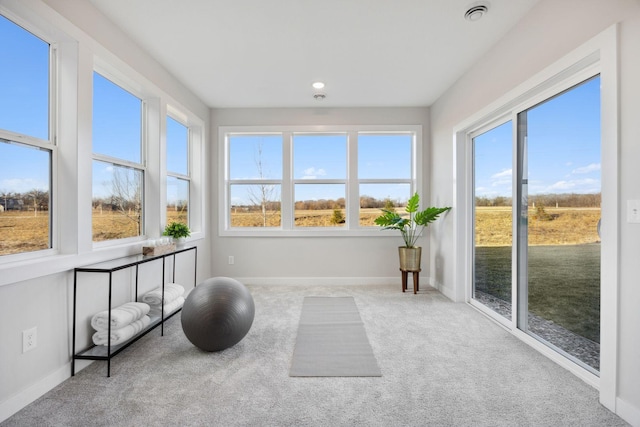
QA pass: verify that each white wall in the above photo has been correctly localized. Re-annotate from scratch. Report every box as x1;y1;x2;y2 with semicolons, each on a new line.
429;0;640;424
0;0;211;421
210;107;431;285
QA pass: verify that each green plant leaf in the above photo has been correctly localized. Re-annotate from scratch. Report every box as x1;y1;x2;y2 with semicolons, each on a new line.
414;206;451;226
405;193;419;213
374;210;403;229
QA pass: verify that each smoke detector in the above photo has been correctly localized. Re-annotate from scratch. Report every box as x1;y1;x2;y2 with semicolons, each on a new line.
465;4;488;22
314;93;326;101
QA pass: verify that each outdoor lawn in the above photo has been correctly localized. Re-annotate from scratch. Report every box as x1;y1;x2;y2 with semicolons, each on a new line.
475;244;600;344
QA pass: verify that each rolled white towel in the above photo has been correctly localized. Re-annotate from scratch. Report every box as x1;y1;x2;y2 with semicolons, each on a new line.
149;296;185;318
141;283;185;306
91;302;150;331
92;315;151;346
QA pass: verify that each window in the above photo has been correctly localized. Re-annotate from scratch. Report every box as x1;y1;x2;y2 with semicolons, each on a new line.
293;134;347;227
358;133;413;226
92;72;144;242
228;134;283;228
166;116;190;226
221;126;419;235
0;15;52;257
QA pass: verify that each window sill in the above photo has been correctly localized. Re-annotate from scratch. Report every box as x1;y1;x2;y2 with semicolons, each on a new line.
0;252;82;287
219;228;398;238
0;236;204;288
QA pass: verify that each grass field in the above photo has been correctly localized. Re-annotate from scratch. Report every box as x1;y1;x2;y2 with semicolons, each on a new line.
1;205;600;252
229;208;382;227
0;211;50;255
475;206;601;246
475;244;600;343
229;206;601;245
0;209;188;255
474;206;601;345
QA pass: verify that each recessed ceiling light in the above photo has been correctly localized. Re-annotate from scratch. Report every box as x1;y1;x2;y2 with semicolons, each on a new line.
312;81;325;89
464;4;488;22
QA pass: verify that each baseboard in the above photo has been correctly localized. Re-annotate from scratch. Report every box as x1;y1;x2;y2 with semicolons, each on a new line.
0;360;92;423
237;277;400;286
616;397;640;427
0;365;69;423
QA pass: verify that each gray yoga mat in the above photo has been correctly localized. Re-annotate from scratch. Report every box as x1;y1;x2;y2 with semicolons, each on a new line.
289;296;382;377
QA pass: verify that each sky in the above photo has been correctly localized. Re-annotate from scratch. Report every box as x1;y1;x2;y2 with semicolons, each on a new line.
474;76;601;199
0;15;49;195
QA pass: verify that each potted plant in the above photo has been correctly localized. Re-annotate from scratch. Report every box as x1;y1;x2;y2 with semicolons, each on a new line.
374;193;450;271
163;221;191;245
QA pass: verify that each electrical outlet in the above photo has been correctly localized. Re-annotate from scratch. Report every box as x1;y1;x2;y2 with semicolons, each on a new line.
23;327;37;353
628;200;640;223
228;256;234;265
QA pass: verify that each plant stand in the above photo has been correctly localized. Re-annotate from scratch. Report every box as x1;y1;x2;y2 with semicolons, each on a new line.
400;268;421;294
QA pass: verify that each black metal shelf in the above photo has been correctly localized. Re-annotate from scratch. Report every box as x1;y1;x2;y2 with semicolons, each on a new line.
72;246;197;377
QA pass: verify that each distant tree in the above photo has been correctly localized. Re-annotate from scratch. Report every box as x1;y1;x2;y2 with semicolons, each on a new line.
493;196;509;207
27;189;49;212
111;167;142;232
247;141;276;227
475;196;491;207
359;195;377;209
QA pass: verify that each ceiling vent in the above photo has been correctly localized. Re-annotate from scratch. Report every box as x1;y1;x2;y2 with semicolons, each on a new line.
464;4;488;22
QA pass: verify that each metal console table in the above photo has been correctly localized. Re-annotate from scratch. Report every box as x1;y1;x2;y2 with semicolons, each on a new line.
72;245;197;377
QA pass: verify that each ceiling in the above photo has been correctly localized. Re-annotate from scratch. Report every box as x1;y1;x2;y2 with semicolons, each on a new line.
89;0;539;109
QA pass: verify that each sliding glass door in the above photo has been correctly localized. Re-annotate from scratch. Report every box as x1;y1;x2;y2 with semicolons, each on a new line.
472;75;601;373
517;76;601;372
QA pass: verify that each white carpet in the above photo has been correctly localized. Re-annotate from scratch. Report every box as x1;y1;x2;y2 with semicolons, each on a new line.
2;285;627;427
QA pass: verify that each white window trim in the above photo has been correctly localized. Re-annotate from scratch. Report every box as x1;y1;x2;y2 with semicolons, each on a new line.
452;25;618;409
91;68;147;248
219;125;422;237
165;111;193;225
0;10;58;265
164;103;204;240
0;1;86;285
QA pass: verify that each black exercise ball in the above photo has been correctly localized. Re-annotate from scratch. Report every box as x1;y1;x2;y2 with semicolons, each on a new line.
181;277;255;352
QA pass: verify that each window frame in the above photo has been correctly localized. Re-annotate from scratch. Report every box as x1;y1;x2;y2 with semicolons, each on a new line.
0;12;57;263
356;131;416;227
219;125;422;237
163;104;204;240
91;69;147;246
292;132;348;229
165;112;192;227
